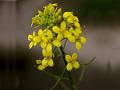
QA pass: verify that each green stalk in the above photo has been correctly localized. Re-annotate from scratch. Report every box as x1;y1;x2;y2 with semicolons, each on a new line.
49;68;66;90
43;70;68;80
60;46;75;90
59;81;70;90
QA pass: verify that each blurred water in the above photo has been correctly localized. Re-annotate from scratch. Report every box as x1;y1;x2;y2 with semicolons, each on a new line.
0;0;120;90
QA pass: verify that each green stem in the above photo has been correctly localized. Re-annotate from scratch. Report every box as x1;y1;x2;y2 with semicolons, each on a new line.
43;70;68;80
60;46;75;90
59;81;70;90
49;68;66;90
63;39;68;48
76;56;96;89
78;56;96;81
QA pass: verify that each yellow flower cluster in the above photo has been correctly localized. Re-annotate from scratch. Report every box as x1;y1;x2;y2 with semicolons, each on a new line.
28;3;86;71
32;3;62;28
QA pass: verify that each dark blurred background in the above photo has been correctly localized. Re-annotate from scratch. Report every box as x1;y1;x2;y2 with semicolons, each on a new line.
0;0;120;90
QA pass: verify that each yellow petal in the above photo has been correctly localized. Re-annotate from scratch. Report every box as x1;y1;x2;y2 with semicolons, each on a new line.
52;26;60;33
74;16;79;22
66;63;73;71
80;37;87;44
67;17;73;23
73;61;80;69
48;59;54;67
38;29;43;36
67;34;75;42
33;42;37;46
53;40;61;47
75;28;82;34
47;30;53;39
72;53;78;60
48;50;53;58
28;35;33;41
42;58;48;66
74;22;80;28
64;30;71;37
72;30;79;38
41;42;47;48
57;34;63;41
46;43;52;52
42;36;48;43
76;41;82;50
33;36;40;43
65;55;71;62
38;65;45;70
36;60;42;64
29;42;33;49
61;21;66;30
42;49;47;57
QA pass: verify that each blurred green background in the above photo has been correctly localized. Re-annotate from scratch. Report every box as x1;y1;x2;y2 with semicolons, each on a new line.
0;0;120;90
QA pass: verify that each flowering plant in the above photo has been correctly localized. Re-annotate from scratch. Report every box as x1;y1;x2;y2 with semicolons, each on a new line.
28;3;95;90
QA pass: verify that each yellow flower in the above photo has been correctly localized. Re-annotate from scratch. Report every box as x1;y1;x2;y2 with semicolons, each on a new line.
80;36;87;44
75;36;86;50
36;60;42;64
36;56;54;70
48;58;54;67
42;48;52;58
42;48;54;67
38;29;53;49
52;21;69;47
63;12;73;19
67;16;79;24
65;53;80;71
28;31;40;49
36;59;46;70
38;65;45;70
76;41;82;50
74;22;80;28
36;58;54;70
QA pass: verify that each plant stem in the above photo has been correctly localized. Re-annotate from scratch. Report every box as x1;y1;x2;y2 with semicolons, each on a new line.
76;56;96;89
49;68;66;90
60;46;75;90
59;81;70;90
43;70;68;80
63;39;68;48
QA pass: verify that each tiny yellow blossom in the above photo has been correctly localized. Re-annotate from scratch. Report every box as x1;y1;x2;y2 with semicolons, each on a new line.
80;37;87;43
66;63;73;71
48;59;54;67
67;16;79;24
63;12;73;19
75;36;86;50
38;65;45;70
38;29;53;49
76;41;82;50
36;60;42;64
42;58;48;66
52;21;68;47
65;53;80;71
28;31;40;49
36;47;54;70
36;59;46;70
